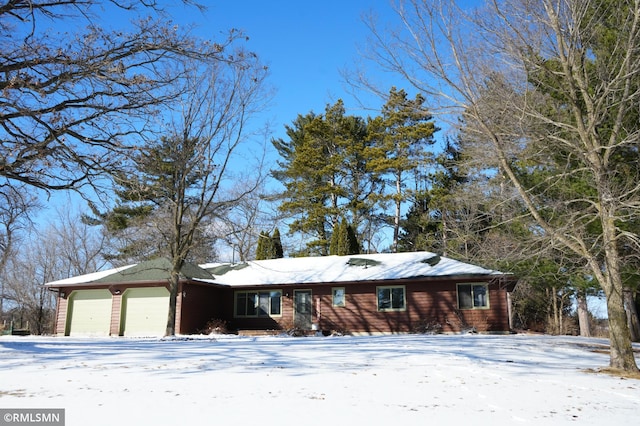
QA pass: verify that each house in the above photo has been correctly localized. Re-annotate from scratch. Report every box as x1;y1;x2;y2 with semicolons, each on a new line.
46;251;517;337
48;258;224;337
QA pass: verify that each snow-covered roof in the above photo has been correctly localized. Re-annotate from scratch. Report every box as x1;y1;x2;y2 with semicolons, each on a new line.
45;258;214;287
200;251;505;287
46;264;137;286
46;251;507;288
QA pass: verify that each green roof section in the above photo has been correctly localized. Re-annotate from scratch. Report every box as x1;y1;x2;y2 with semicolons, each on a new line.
421;255;441;266
346;257;382;267
203;263;249;276
95;258;214;283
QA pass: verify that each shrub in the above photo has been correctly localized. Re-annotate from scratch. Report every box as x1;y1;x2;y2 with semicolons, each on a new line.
412;319;443;334
200;318;228;335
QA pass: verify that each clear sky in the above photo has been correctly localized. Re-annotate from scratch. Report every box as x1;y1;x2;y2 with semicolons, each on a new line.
179;0;399;143
34;1;405;239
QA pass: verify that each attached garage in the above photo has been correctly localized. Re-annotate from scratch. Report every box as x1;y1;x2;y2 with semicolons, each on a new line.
119;287;169;337
65;289;113;337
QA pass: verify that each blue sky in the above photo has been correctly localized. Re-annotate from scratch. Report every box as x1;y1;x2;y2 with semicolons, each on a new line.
181;1;399;143
36;1;404;230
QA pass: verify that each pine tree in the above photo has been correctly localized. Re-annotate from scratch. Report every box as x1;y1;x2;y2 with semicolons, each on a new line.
367;87;438;252
272;100;380;255
398;137;468;255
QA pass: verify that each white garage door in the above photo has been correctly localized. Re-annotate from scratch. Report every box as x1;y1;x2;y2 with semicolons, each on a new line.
120;287;169;337
66;289;112;337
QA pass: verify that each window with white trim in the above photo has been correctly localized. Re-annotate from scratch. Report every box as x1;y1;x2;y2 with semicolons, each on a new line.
457;283;489;310
235;290;282;317
332;287;345;307
377;285;406;311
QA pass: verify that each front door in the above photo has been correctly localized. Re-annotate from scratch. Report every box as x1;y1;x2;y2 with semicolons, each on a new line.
294;290;313;330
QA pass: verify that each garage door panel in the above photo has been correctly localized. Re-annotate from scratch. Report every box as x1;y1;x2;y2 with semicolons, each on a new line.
66;289;112;337
120;287;169;337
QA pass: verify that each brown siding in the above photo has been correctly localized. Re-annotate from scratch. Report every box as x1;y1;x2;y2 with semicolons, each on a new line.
54;294;68;336
178;283;226;334
316;279;511;334
49;275;514;336
222;287;285;331
223;278;512;334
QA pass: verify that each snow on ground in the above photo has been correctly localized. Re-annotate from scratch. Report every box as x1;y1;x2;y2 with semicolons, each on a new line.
1;334;638;425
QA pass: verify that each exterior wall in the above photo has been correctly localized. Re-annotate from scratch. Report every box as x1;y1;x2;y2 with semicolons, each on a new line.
51;281;223;337
220;287;292;331
54;294;68;336
178;283;226;334
318;279;511;334
224;278;513;334
50;276;514;336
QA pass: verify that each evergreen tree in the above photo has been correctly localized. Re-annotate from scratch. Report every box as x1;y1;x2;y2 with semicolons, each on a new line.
271;228;284;259
367;87;438;252
255;231;268;260
255;229;283;260
272;100;381;255
94;136;216;264
329;218;360;255
345;222;360;255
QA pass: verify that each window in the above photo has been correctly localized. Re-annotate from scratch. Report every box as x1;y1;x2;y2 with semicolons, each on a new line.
377;286;406;311
457;284;489;310
332;287;345;307
235;290;282;317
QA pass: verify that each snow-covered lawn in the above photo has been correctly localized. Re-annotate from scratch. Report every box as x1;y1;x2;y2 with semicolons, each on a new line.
1;334;638;425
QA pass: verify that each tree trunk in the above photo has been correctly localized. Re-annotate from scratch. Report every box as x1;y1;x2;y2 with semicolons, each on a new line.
623;288;640;342
165;269;180;336
393;172;401;253
599;200;638;371
549;286;559;334
576;290;591;337
441;212;448;257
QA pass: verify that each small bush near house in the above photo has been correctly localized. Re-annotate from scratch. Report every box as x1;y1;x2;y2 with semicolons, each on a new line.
200;319;229;335
411;319;443;334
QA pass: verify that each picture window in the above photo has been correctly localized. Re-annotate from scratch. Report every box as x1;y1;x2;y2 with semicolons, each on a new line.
235;290;282;317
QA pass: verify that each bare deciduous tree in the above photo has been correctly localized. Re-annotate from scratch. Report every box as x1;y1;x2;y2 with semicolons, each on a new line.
0;1;229;195
0;186;39;321
160;55;269;335
357;0;639;372
3;208;106;334
99;50;270;335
